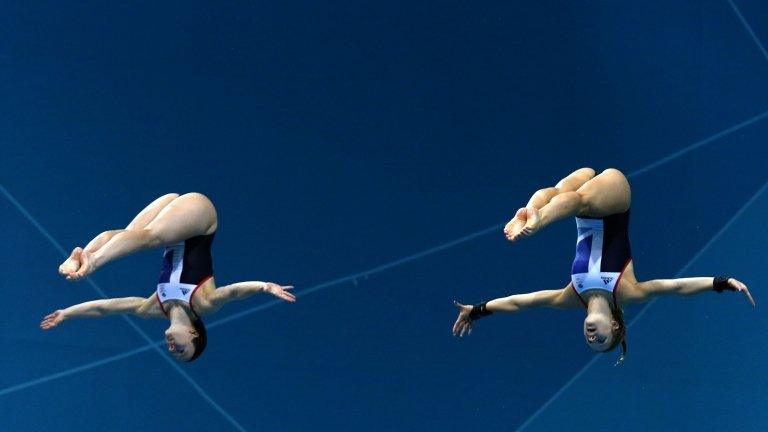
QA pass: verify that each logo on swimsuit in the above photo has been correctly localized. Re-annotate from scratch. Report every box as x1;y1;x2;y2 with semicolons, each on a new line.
601;276;613;285
180;288;190;295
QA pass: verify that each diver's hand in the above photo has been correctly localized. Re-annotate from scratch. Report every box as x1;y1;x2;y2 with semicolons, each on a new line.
452;301;474;337
728;278;755;307
40;310;67;330
263;283;296;302
504;207;541;242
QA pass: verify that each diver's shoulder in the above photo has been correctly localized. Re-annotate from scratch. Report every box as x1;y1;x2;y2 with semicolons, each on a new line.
191;277;218;315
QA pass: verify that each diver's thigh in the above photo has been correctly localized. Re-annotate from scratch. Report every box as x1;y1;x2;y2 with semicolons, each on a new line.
144;193;217;244
576;168;631;217
125;193;180;230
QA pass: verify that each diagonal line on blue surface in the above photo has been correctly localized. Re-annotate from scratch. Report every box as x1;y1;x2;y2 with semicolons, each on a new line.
626;108;768;177
0;184;249;432
728;0;768;62
514;178;768;432
0;344;155;397
1;107;767;403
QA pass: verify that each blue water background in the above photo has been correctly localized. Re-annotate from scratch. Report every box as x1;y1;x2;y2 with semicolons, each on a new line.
2;1;766;430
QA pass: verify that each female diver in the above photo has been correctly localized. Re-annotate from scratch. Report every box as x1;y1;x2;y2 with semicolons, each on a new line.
453;168;754;364
41;193;295;362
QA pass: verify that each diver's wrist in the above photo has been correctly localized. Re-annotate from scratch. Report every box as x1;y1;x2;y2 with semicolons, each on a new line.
469;302;493;320
713;276;734;293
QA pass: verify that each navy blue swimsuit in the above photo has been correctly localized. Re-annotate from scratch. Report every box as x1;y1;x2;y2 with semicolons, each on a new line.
156;233;215;316
570;210;632;307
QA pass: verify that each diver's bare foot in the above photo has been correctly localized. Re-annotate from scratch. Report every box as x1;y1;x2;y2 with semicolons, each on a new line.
59;247;83;278
503;207;541;241
68;250;97;281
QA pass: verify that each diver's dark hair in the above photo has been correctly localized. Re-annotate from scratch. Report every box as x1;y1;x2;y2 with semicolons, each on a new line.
602;306;627;364
187;317;207;362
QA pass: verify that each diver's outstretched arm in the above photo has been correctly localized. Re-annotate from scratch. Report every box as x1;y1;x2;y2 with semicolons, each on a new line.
625;277;754;306
40;296;162;329
208;281;295;310
452;286;581;337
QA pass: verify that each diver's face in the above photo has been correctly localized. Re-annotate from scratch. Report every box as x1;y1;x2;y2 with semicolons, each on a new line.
165;325;197;362
583;313;614;352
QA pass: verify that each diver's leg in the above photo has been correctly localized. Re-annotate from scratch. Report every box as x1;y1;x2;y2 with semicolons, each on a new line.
71;193;217;280
124;193;181;230
75;193;218;279
534;168;629;229
59;193;180;278
505;167;596;241
60;230;125;277
81;193;182;252
525;167;596;208
574;168;631;218
74;193;217;279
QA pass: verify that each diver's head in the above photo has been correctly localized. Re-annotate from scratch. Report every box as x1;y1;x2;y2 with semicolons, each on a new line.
165;317;207;362
583;310;616;350
583;307;626;361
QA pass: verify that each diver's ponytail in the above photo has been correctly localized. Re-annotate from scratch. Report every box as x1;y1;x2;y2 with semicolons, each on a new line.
607;306;627;366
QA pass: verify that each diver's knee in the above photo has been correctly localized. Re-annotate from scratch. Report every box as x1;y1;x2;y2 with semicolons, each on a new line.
532;187;558;203
183;192;211;203
601;168;627;180
99;230;121;239
575;167;596;179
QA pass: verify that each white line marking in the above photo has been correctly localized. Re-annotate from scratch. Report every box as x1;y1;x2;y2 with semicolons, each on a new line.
728;0;768;62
